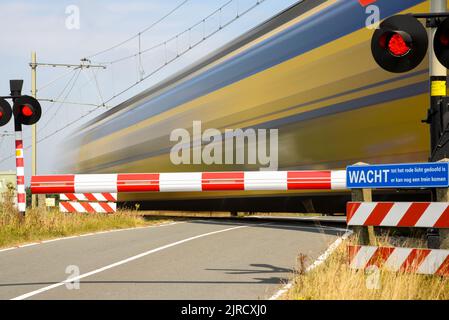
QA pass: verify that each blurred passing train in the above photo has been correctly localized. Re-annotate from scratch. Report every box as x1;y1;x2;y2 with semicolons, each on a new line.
64;0;436;212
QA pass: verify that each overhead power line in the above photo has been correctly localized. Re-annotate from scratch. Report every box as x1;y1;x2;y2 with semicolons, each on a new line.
40;68;83;132
84;0;191;60
96;0;267;106
0;0;269;166
39;98;111;108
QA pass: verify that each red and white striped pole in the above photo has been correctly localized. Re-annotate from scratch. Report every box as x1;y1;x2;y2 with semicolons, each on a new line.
31;170;347;194
14;121;26;215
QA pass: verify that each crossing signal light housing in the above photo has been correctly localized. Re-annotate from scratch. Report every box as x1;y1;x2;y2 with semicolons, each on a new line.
435;18;449;69
0;98;12;127
372;15;428;73
12;95;41;125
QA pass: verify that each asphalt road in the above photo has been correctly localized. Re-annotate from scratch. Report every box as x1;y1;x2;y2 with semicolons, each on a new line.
0;220;347;300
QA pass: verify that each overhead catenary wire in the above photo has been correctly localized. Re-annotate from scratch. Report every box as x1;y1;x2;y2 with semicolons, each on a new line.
98;0;267;106
40;68;83;133
35;0;267;138
98;0;237;65
84;0;190;60
53;1;266;122
89;68;105;106
0;104;104;165
38;68;82;133
36;67;79;93
0;0;268;166
40;68;80;115
39;99;111;108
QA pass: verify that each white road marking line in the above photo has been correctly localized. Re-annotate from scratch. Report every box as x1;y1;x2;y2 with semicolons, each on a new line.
268;229;353;300
0;221;185;254
11;224;249;300
194;219;348;232
249;215;346;222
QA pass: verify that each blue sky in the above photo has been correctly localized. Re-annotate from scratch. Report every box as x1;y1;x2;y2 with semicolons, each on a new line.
0;0;299;177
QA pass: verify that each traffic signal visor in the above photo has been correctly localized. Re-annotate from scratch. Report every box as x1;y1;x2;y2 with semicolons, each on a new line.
435;18;449;69
0;98;12;127
12;95;41;125
372;15;428;73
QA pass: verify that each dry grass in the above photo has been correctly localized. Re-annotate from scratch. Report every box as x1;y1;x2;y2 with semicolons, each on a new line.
0;192;172;248
287;236;449;300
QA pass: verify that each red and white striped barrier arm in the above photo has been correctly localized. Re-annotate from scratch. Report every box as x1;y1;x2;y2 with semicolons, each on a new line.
347;202;449;228
59;201;116;214
15;130;26;213
31;170;347;194
60;193;117;202
348;245;449;276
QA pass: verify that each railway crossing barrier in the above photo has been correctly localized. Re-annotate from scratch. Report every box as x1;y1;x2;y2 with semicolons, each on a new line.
30;170;347;194
30;170;346;214
59;193;117;214
347;162;449;277
348;245;449;276
27;162;449;259
347;202;449;228
347;201;449;276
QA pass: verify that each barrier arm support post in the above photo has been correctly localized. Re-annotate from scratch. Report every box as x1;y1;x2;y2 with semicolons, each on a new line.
351;163;375;245
435;160;449;249
10;80;26;218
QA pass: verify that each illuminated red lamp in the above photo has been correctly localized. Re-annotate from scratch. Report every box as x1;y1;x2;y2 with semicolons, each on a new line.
434;18;449;69
387;33;411;57
371;15;428;73
12;96;41;126
21;105;34;117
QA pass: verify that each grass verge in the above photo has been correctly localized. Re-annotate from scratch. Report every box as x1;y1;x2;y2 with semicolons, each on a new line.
287;237;449;300
0;203;173;249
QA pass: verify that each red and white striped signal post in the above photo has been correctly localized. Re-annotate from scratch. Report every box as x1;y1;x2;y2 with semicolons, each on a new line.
14;124;25;214
0;80;43;216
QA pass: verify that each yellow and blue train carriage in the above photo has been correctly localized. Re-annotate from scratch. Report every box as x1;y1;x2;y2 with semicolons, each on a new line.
64;0;437;210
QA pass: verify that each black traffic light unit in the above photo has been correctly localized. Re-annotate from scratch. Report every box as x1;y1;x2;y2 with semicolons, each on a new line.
371;15;428;73
0;98;12;127
12;95;42;126
434;17;449;69
1;80;42;216
0;80;41;128
371;13;449;162
371;14;449;73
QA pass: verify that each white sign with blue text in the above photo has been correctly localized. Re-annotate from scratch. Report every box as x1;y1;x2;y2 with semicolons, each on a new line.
346;163;449;189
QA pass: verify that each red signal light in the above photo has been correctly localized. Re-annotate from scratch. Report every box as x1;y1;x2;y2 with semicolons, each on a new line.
12;95;41;126
388;33;411;57
0;98;12;127
439;33;449;46
434;18;449;69
371;15;428;73
21;105;33;117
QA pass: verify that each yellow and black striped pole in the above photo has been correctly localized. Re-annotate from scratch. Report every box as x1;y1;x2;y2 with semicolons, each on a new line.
428;0;449;250
429;0;448;161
